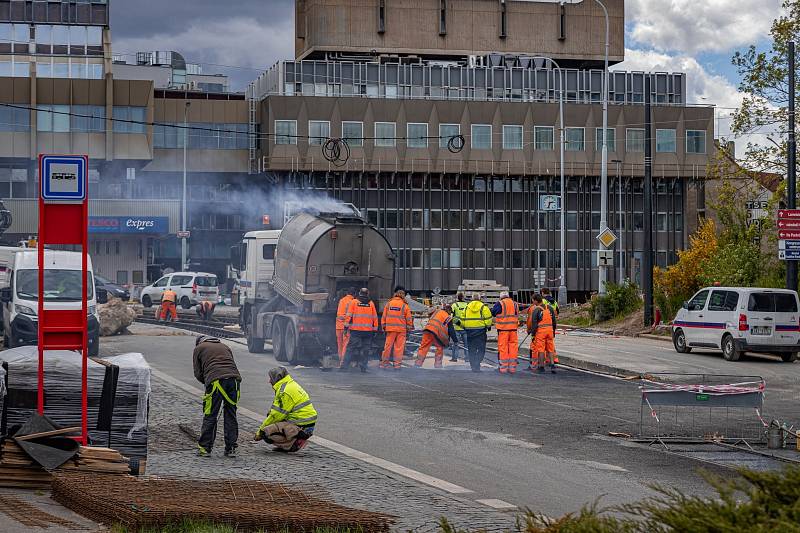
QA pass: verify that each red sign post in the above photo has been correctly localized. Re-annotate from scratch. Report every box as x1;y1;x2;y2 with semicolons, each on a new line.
37;154;89;444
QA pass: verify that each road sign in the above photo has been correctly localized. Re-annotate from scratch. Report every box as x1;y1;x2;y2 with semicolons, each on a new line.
596;227;618;248
778;220;800;230
177;230;191;239
779;209;800;219
539;195;561;211
126;167;136;181
780;249;800;260
779;240;800;251
597;250;614;267
779;230;800;240
40;155;87;202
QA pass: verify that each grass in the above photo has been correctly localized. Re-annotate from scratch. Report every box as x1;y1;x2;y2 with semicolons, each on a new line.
112;521;366;533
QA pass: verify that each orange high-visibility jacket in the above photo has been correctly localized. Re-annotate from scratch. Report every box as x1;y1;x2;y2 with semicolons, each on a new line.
424;309;452;345
336;295;354;331
382;296;413;332
162;289;177;303
345;299;379;332
527;304;554;335
495;297;519;331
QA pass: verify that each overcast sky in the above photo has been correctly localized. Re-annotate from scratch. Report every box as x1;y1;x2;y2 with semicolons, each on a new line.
110;0;784;146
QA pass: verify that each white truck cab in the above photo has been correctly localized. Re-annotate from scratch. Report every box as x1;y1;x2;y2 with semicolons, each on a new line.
233;229;281;305
0;249;101;356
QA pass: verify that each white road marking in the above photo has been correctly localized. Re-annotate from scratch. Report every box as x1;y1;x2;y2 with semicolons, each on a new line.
476;498;517;510
150;368;475;495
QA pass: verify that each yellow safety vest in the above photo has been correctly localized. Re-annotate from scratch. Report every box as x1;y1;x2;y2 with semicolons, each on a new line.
462;300;493;330
451;301;468;331
259;375;318;431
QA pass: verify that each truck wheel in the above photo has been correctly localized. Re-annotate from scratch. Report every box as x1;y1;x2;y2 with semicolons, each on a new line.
673;329;691;353
89;336;99;357
272;320;288;362
180;296;192;310
142;295;152;308
781;352;798;363
285;322;300;365
247;328;265;354
721;334;742;362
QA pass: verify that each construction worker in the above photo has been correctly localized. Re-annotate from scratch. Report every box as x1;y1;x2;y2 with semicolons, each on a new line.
193;335;241;457
491;291;520;375
381;286;413;369
159;288;178;322
254;367;317;453
415;303;458;369
196;300;216;322
335;287;357;366
341;287;378;372
462;292;493;372
528;294;558;373
541;287;559;317
450;292;469;362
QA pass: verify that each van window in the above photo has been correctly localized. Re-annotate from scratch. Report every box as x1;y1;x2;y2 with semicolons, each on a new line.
171;275;193;286
153;276;170;288
688;290;709;311
708;290;739;312
195;276;217;287
748;293;799;313
16;270;94;301
263;244;276;260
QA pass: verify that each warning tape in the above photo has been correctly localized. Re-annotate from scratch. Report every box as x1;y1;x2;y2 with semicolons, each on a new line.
640;379;765;396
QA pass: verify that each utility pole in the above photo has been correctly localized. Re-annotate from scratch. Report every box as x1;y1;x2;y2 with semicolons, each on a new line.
788;41;797;292
181;101;190;272
643;76;654;327
595;0;610;295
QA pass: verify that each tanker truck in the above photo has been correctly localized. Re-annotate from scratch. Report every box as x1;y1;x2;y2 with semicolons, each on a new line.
230;208;395;365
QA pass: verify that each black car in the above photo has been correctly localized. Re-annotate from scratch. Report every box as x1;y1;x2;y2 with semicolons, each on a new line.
94;275;130;301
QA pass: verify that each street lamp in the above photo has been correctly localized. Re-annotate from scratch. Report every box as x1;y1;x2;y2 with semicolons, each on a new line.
594;0;610;295
181;101;190;271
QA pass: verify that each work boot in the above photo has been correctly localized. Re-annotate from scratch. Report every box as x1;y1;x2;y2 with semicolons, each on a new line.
360;366;369;373
537;367;545;374
550;365;557;374
196;445;210;457
224;445;238;458
449;357;458;362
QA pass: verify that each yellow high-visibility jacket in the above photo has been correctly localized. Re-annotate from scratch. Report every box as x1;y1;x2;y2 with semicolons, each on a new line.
259;375;318;431
462;300;493;331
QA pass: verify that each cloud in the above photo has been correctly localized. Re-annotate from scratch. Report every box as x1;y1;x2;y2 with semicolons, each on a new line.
626;0;782;54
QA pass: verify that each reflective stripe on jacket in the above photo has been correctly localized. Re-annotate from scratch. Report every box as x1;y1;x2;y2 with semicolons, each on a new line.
424;309;452;345
336;295;354;331
543;298;560;317
162;289;177;303
382;296;413;332
345;299;379;332
259;374;318;431
451;301;468;331
527;304;555;336
495;297;519;331
462;300;493;330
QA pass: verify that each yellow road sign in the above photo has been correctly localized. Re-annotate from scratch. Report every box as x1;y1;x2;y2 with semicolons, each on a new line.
597;227;618;248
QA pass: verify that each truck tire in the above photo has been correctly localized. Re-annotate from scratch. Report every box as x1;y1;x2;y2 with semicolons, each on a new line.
781;352;798;363
272;319;288;362
285;322;300;365
721;334;742;362
247;332;265;354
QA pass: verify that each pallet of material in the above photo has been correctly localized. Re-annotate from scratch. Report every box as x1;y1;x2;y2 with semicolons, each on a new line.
457;280;510;304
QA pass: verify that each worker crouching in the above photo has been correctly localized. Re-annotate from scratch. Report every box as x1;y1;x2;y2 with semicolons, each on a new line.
381;286;413;369
527;294;559;373
416;304;458;369
491;291;520;375
196;300;215;322
254;367;318;453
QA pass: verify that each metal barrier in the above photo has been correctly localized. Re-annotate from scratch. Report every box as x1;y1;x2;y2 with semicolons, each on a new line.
637;373;766;449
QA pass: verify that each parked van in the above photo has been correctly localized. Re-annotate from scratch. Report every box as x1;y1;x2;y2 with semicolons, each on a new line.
672;287;800;362
139;271;218;309
0;249;102;356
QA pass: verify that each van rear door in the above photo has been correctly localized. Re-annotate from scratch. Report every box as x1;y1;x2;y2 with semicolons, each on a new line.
745;291;799;345
773;292;800;345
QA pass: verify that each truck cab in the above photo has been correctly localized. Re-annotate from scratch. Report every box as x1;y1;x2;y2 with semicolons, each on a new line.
230;230;281;343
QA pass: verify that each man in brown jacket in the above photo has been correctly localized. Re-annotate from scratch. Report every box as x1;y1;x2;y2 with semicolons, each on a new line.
193;335;242;457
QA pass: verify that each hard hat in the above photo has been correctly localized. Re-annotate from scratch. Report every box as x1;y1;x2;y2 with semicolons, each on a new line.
359;287;370;298
499;291;510;299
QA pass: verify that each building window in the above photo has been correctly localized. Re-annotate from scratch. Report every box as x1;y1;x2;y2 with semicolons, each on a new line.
407;123;428;148
439;123;460;148
275;120;297;145
439;0;447;35
71;105;105;133
499;0;508;38
502;125;523;150
471;124;492;149
342;121;363;147
37;105;70;132
0;105;30;132
686;130;706;154
112;107;146;134
377;0;386;33
626;128;645;153
595;127;616;152
565;127;585;151
534;126;554;151
656;129;677;153
308;120;330;145
375;122;396;147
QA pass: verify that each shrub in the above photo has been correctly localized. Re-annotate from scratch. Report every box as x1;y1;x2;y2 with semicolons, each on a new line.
591;280;641;322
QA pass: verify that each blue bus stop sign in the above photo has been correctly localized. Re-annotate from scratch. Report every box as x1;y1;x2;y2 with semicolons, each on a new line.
40;155;87;202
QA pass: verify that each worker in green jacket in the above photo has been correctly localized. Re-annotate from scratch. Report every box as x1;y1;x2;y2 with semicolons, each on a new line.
254;367;318;453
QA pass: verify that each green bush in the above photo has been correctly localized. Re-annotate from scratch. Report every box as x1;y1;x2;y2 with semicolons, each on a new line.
591;281;641;322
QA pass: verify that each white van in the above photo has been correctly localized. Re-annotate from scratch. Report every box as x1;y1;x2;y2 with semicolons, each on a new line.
672;287;800;362
139;271;218;309
0;250;102;357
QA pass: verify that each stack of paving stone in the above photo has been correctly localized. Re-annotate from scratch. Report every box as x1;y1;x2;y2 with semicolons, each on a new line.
457;279;511;305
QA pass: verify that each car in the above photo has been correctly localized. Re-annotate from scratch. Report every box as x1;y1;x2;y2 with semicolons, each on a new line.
672;287;800;362
94;274;130;301
140;271;219;310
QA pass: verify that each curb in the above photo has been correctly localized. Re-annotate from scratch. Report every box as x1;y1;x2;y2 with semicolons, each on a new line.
553;354;641;379
638;333;672;343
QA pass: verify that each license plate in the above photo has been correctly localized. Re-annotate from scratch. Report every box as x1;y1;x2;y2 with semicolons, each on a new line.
751;326;772;336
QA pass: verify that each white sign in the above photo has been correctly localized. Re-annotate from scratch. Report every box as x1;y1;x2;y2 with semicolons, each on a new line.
177;230;191;239
597;250;614;267
126;167;136;181
40;155;87;201
539;195;561;211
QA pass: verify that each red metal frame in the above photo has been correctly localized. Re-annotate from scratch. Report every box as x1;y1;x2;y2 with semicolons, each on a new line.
37;154;89;445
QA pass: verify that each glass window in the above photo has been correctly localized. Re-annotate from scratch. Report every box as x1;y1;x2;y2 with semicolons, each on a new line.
87;26;102;46
626;128;645;153
492;211;505;229
12;61;28;77
748;292;799;312
596;127;616;152
375;122;396;147
439;123;460;148
407;123;428;148
36;60;52;78
69;25;86;52
13;24;28;45
35;24;51;47
656;129;677;153
534;126;554;151
566;212;577;230
450;250;461;268
411;210;423;228
53;61;69;78
275;120;297;145
37;105;52;132
708;290;739;312
16;269;94;301
471;124;491;149
565;128;585;151
0;62;10;77
71;59;87;79
567;250;578;268
129;107;146;133
429;249;443;268
688;290;709;311
0;24;10;44
686;130;706;154
90;63;103;79
502;125;523;150
112;106;129;133
342;121;363;147
776;293;799;312
308;120;330;145
52;25;68;46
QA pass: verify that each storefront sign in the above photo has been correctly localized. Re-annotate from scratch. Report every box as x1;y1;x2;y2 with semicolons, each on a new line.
89;216;169;234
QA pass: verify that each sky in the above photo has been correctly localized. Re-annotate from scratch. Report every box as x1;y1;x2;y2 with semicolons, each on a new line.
109;0;784;148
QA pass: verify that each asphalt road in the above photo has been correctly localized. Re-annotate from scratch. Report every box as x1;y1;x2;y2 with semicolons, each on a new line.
104;328;733;517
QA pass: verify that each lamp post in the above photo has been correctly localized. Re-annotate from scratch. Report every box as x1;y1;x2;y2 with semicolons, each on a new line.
529;56;566;307
181;101;190;271
594;0;610;294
